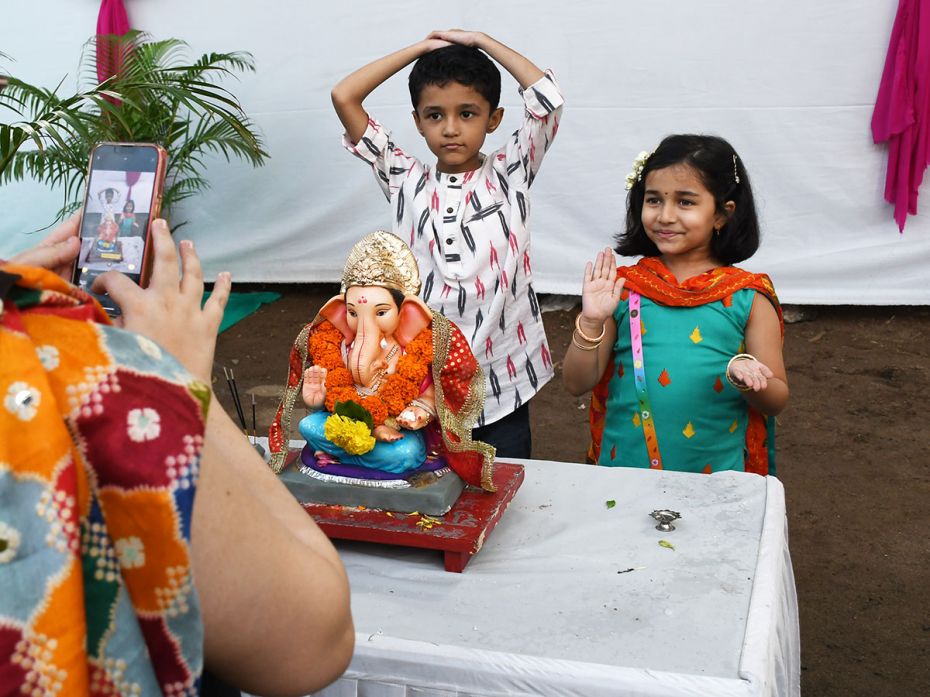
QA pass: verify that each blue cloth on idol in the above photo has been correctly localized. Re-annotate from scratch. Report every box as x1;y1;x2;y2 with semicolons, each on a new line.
299;411;426;474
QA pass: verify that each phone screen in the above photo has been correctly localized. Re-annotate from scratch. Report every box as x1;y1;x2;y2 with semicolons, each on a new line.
73;143;163;314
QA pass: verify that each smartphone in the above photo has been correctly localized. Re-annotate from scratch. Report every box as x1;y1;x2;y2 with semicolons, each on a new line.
72;142;168;315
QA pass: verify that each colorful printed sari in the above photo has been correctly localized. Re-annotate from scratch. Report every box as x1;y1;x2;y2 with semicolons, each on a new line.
588;257;783;475
0;263;207;696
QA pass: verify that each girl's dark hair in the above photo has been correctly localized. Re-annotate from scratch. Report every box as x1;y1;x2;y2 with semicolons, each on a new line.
409;45;501;111
615;134;760;265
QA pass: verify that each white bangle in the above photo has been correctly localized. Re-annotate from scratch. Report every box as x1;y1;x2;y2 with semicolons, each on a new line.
410;398;436;418
726;353;756;392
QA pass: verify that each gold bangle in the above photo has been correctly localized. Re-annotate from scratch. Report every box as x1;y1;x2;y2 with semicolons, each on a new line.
571;334;601;351
726;353;756;392
574;314;606;344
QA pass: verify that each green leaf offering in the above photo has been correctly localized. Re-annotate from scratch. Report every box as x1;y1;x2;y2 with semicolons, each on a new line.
605;499;616;509
334;399;374;430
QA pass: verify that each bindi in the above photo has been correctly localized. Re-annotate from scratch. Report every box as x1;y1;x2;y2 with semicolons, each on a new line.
357;295;368;304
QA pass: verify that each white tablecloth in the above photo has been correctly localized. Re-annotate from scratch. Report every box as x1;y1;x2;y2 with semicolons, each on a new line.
300;460;799;697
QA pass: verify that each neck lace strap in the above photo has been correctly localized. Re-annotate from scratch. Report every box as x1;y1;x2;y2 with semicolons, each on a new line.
628;292;663;470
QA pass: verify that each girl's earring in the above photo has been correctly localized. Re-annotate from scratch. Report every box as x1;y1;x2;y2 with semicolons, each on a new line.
380;337;389;350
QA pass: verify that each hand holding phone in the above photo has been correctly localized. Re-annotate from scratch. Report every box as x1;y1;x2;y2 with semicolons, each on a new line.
92;220;232;383
72;142;167;315
9;212;81;278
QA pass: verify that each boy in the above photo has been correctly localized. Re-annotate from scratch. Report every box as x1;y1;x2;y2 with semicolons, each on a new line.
332;29;563;458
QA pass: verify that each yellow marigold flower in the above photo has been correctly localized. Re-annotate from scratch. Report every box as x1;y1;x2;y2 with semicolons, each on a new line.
324;414;376;455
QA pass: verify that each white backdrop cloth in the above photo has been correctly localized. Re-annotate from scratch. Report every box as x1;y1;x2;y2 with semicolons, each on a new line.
2;1;926;304
273;460;799;697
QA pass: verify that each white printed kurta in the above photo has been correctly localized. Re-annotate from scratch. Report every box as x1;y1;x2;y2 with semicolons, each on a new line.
344;72;564;426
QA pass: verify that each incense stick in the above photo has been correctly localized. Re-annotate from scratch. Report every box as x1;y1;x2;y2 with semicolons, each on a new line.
251;393;257;443
229;368;247;432
224;366;247;432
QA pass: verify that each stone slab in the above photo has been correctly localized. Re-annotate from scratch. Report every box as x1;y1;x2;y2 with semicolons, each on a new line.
279;461;466;516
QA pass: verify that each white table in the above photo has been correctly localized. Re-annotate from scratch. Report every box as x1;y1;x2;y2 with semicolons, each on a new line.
307;460;799;697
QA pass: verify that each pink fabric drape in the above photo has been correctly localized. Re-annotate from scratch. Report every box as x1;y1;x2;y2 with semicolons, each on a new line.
125;170;140;202
872;0;930;232
96;0;130;84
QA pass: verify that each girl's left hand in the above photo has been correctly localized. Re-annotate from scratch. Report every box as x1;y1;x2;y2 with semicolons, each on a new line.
728;356;775;392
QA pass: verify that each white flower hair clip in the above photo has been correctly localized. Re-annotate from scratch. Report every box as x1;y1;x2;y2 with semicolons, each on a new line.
625;150;654;190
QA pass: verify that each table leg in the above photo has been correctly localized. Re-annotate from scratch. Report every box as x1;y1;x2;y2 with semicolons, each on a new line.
443;550;471;573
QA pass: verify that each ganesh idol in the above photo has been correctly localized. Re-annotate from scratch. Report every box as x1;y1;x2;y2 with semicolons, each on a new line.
268;232;496;492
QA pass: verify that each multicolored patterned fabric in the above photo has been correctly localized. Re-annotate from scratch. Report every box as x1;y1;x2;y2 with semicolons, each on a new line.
269;312;496;491
343;71;564;427
0;263;207;696
587;257;782;475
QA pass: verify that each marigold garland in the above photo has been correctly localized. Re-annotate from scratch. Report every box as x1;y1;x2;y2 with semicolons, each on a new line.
308;320;433;427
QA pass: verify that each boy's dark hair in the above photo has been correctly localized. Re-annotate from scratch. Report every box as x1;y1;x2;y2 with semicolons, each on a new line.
615;134;760;265
408;45;501;111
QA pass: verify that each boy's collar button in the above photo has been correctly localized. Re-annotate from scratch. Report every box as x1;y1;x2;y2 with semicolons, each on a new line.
450;176;457;183
446;238;454;245
446;207;454;214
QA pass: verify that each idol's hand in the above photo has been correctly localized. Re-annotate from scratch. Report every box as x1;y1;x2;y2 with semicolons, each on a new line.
92;219;231;384
580;247;624;328
396;405;430;430
302;366;328;410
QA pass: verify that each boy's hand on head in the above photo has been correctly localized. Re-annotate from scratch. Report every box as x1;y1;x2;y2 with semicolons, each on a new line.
427;29;484;48
421;34;452;52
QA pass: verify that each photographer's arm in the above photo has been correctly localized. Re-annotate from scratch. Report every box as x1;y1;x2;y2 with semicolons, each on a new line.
95;222;354;695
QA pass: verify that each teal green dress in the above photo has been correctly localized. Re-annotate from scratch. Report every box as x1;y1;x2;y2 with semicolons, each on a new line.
598;289;770;473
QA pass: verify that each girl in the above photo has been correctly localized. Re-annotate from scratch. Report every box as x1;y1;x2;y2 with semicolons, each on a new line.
563;135;788;474
118;199;139;236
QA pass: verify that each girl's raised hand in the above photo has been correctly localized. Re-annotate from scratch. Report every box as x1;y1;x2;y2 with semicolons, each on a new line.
581;247;624;325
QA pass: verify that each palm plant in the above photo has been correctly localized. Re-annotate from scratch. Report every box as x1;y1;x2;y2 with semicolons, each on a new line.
0;32;268;226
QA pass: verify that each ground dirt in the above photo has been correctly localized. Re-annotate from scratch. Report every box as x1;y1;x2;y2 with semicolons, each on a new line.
212;284;930;697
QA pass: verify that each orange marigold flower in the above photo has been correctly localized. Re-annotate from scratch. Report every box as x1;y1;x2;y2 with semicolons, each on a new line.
326;367;354;388
308;320;435;427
